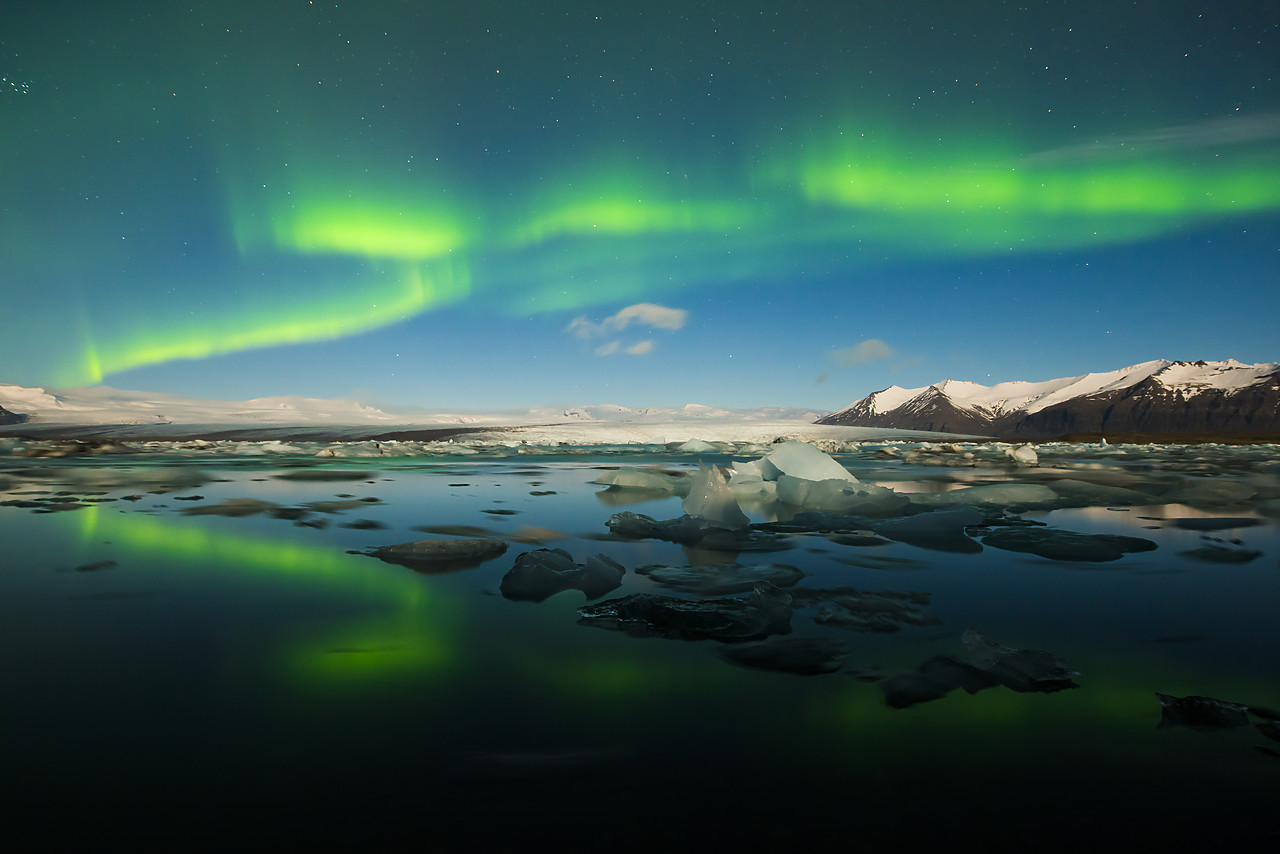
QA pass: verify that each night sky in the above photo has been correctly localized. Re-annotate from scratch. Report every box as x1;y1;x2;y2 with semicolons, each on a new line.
3;1;1277;410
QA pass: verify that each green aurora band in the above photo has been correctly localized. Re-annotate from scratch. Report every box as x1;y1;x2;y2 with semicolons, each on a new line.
24;126;1280;386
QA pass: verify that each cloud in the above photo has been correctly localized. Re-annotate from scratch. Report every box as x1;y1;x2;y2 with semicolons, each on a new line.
568;302;688;339
1022;113;1280;166
831;339;895;368
569;302;685;356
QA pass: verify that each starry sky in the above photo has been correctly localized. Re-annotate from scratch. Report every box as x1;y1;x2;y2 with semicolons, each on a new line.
2;1;1277;411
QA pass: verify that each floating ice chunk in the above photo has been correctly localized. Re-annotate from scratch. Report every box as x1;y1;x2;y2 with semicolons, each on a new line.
576;583;793;641
500;548;625;602
1179;544;1262;563
729;479;777;501
682;462;749;530
1046;479;1158;508
879;656;1000;708
717;638;849;675
1257;498;1280;517
1156;692;1250;729
363;537;509;572
1005;443;1039;465
179;498;281;517
763;441;857;483
728;459;767;483
1162;479;1256;506
677;438;718;454
634;562;803;595
874;506;985;553
982;526;1157;562
962;628;1079;692
775;475;909;516
593;467;688;494
792;586;942;632
914;483;1060;511
1168;516;1261;531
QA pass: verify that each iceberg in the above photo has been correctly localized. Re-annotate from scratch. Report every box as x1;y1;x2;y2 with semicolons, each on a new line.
762;441;858;483
681;462;749;530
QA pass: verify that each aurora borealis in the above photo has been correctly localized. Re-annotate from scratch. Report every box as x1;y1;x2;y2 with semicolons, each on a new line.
2;1;1277;409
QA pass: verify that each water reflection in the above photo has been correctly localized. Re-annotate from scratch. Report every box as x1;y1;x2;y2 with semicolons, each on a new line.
1;444;1278;845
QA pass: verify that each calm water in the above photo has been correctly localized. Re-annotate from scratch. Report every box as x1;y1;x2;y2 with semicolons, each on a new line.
2;444;1278;849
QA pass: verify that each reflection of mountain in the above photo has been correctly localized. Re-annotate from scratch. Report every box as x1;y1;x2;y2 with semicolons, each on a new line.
819;359;1280;438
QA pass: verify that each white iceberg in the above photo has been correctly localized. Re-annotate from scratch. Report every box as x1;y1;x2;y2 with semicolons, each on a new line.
681;462;750;530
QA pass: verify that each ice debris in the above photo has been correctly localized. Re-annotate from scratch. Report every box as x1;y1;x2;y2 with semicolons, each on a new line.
500;548;625;602
1178;543;1262;563
634;562;804;595
1045;479;1157;507
592;466;689;494
1156;693;1250;729
1005;443;1039;466
981;527;1157;562
361;537;509;572
717;637;849;675
790;586;941;633
879;656;1000;708
911;483;1060;512
576;582;793;641
961;628;1079;692
606;511;792;552
873;506;985;553
1162;479;1256;507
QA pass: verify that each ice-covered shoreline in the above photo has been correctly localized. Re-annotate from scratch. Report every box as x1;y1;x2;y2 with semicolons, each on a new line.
0;419;979;456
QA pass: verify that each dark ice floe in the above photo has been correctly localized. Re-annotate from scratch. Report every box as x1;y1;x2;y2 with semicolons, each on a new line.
605;511;793;552
634;562;804;595
361;537;509;572
576;583;794;641
180;498;283;517
1156;692;1250;729
717;637;850;675
1161;479;1257;507
981;527;1158;562
1040;478;1157;507
879;630;1078;708
500;548;625;602
872;507;986;553
1166;516;1261;531
961;628;1079;692
789;586;940;633
879;656;1001;708
1178;543;1263;563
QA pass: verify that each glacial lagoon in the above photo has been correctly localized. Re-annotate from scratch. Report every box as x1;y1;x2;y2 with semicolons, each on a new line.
2;437;1278;848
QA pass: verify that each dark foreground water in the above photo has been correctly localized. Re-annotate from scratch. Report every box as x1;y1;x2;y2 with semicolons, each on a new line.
2;441;1277;850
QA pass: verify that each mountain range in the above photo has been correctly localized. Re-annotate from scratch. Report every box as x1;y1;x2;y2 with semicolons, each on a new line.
817;359;1280;438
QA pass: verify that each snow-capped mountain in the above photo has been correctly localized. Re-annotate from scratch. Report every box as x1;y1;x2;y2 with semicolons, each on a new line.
817;359;1280;438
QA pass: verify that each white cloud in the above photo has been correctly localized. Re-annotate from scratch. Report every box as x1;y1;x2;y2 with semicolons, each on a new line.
568;303;688;339
831;338;894;368
568;303;686;356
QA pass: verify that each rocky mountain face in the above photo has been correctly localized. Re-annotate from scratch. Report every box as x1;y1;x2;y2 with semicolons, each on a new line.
0;405;28;425
818;360;1280;438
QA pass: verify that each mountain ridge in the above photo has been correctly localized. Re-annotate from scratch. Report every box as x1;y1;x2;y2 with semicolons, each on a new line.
818;359;1280;438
